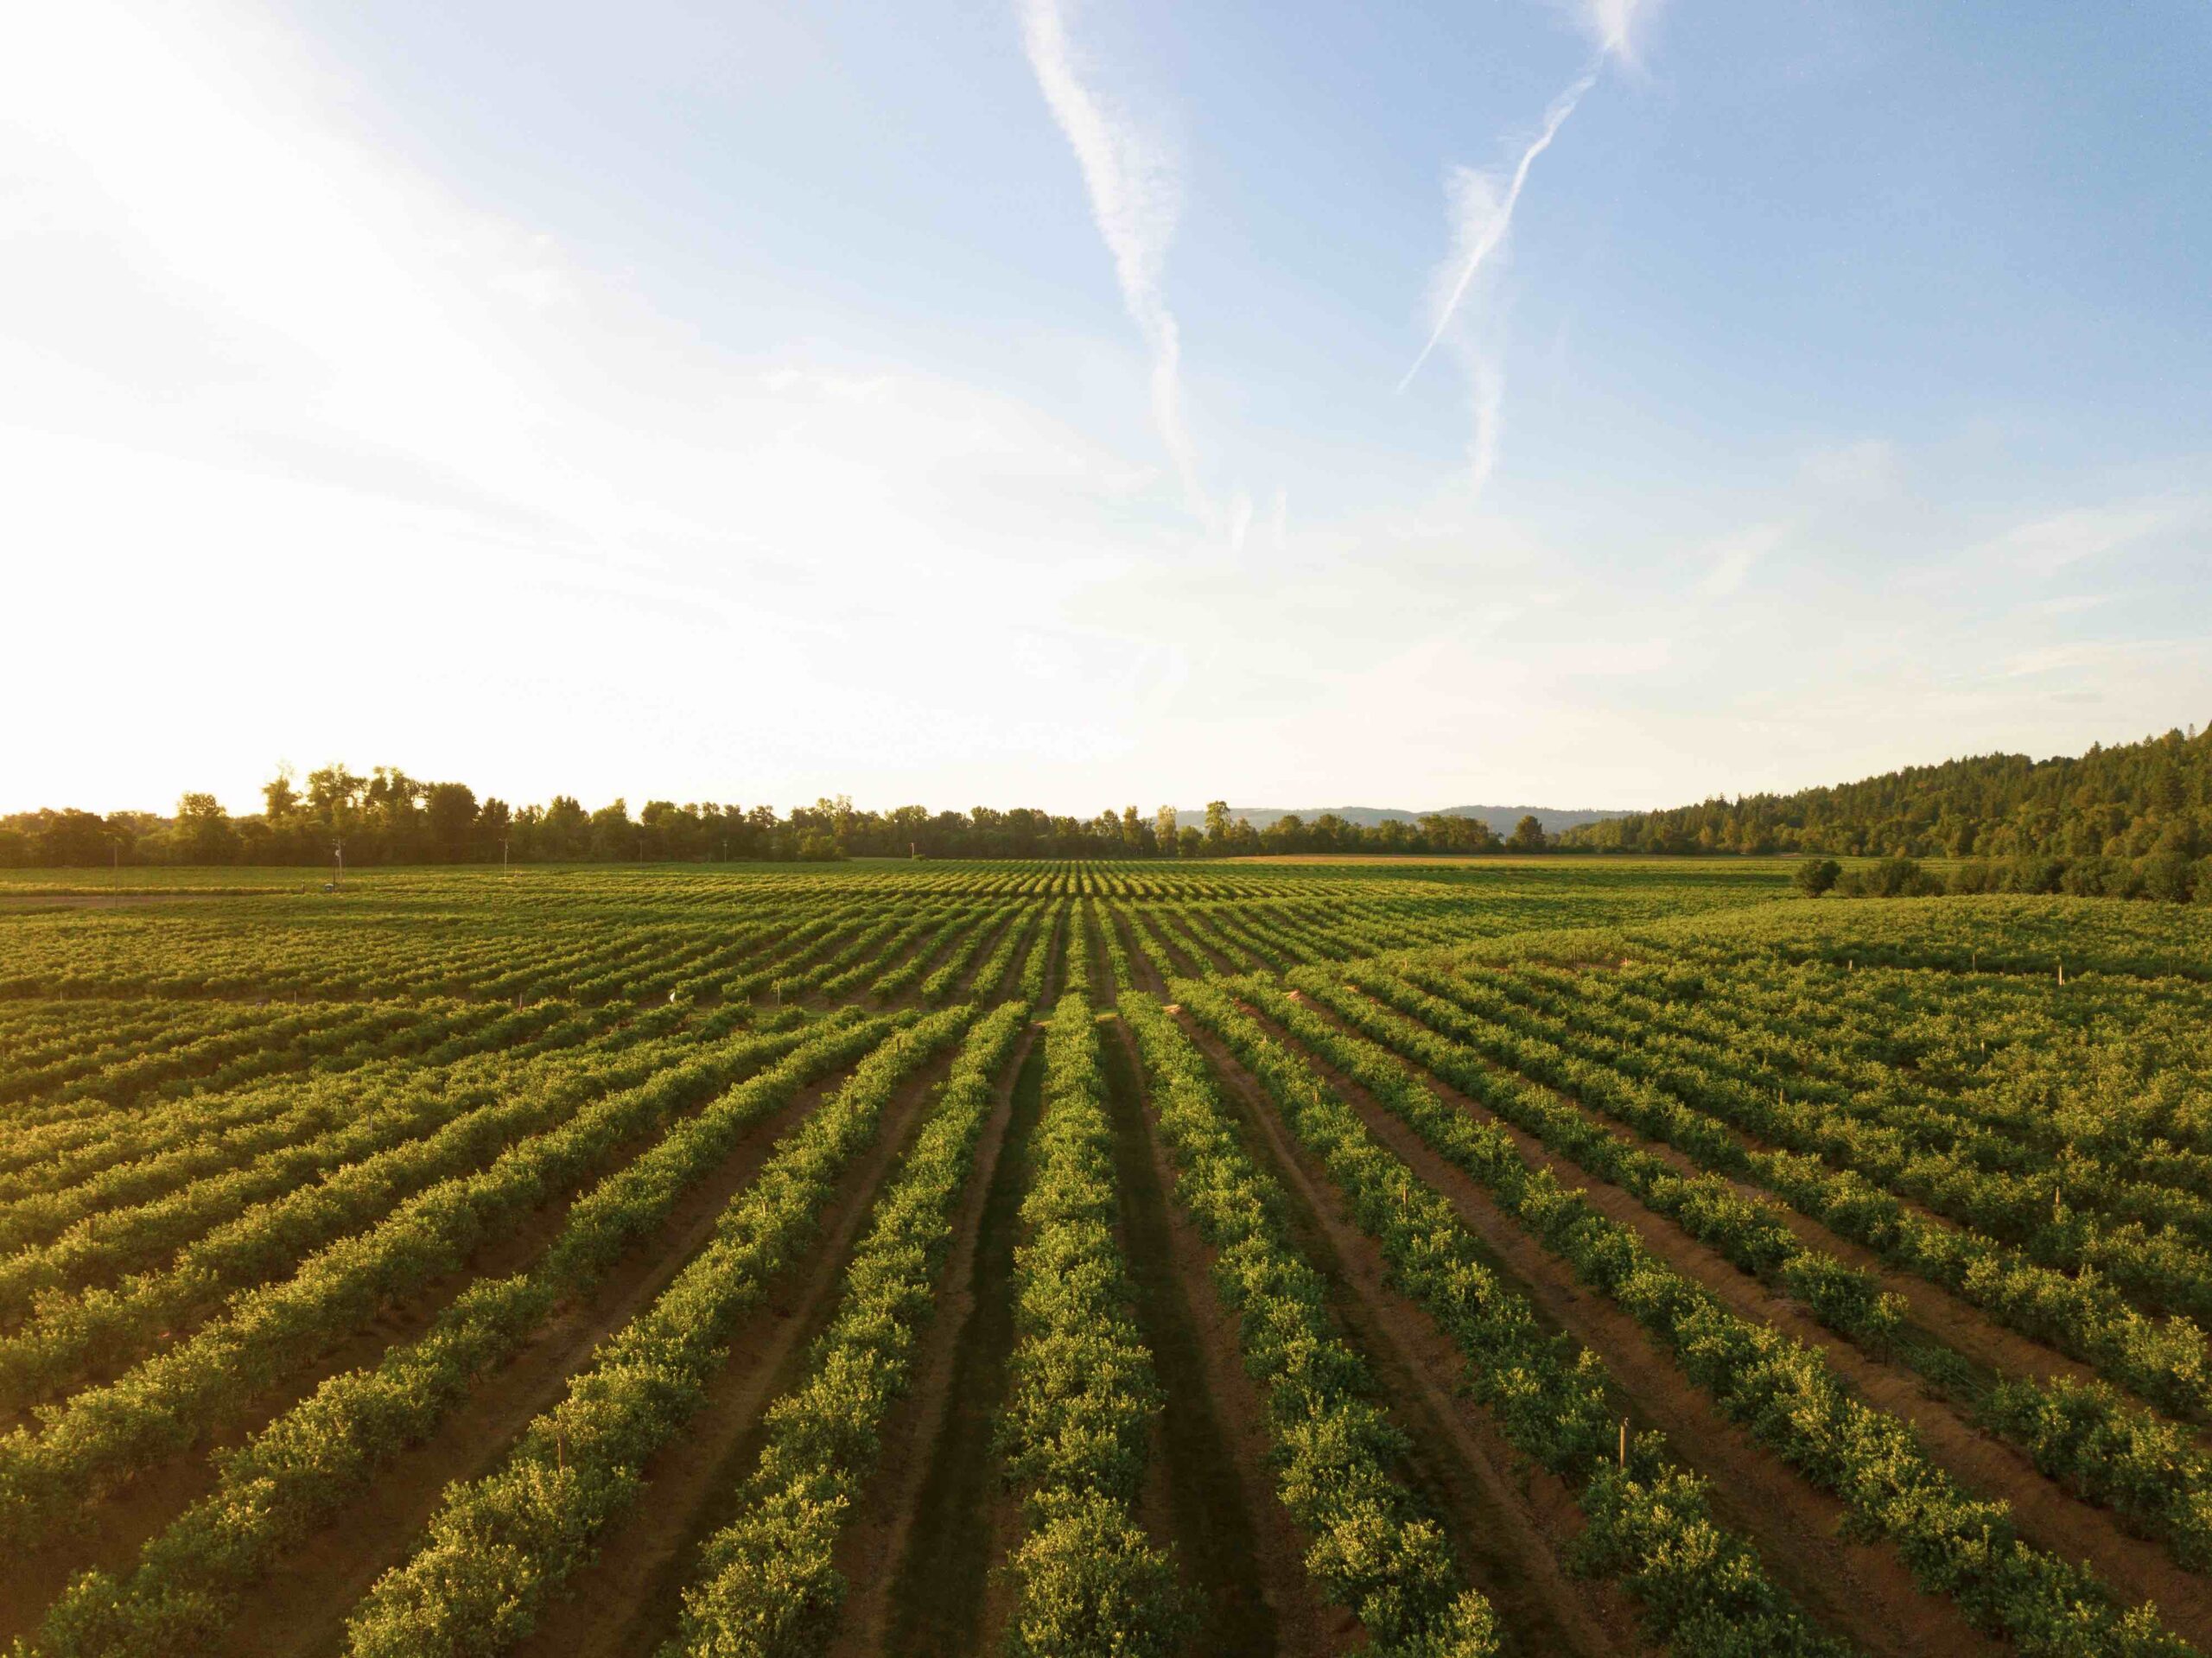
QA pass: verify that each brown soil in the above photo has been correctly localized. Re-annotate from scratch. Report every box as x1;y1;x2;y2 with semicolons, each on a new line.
1294;994;2212;1637
879;1039;1048;1658
194;1061;877;1658
1463;990;2212;1435
1110;907;1172;998
499;1047;965;1658
826;1027;1036;1658
1086;904;1120;1003
1188;1007;2000;1658
0;1053;831;1647
1173;1015;1649;1658
1098;1020;1300;1657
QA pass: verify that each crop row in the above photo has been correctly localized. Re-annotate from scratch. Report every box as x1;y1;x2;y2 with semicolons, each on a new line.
340;1003;981;1656
0;1011;780;1407
996;993;1185;1658
25;1008;913;1655
0;999;606;1220
1120;992;1501;1655
1170;980;1843;1656
0;1014;852;1540
1367;963;2212;1424
1281;971;2212;1573
660;998;1031;1655
1216;978;2196;1657
1493;961;2212;1268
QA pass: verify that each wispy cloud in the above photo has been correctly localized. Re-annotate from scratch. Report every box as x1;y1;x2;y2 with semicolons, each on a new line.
1563;0;1662;67
1399;73;1595;394
1697;522;1789;597
1973;499;2197;576
1017;0;1208;524
1402;0;1659;499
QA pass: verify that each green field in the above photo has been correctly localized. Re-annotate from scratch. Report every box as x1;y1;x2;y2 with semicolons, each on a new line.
3;859;2211;1658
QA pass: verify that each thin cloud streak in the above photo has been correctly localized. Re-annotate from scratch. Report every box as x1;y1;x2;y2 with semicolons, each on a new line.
1398;71;1594;394
1017;0;1209;524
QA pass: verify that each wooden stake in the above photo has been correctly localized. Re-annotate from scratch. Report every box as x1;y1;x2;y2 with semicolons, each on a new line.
1619;1418;1628;1471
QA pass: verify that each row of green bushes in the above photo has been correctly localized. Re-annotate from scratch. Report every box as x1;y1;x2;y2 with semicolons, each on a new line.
0;1001;601;1266
1173;981;1842;1657
664;1001;1030;1655
0;1013;766;1376
996;993;1185;1657
1237;979;2192;1656
921;903;1027;1001
22;1012;904;1655
1120;993;1499;1655
1259;977;1904;1343
0;1013;831;1543
1382;962;2212;1422
340;1006;977;1656
0;1021;817;1412
1015;903;1061;1003
1452;957;2212;1317
1311;967;2212;1574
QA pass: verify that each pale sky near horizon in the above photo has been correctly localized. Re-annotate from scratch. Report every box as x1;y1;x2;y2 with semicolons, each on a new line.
3;0;2208;819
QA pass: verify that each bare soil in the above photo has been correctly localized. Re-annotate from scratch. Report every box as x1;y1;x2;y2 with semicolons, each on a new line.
500;1047;964;1658
876;1039;1047;1658
203;1060;891;1658
826;1025;1033;1657
1191;1005;1999;1658
1097;1020;1291;1657
1289;990;2212;1639
1173;1013;1649;1658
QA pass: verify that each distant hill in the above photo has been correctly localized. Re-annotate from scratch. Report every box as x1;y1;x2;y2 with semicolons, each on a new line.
1182;804;1629;836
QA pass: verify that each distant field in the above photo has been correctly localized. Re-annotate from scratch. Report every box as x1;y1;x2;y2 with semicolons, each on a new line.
3;861;2209;1657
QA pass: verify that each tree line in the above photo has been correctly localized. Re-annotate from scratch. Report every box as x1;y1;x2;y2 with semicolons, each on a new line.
1559;724;2212;898
0;765;1548;867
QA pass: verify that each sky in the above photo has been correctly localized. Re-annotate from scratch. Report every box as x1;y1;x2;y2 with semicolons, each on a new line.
3;0;2208;818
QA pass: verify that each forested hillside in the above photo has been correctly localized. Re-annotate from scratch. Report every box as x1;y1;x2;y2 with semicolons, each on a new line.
1560;725;2211;866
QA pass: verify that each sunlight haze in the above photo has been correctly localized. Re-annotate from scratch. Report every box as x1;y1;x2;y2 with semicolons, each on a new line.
4;0;2207;816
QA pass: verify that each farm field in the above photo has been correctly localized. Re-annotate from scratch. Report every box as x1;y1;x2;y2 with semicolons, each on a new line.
3;860;2211;1658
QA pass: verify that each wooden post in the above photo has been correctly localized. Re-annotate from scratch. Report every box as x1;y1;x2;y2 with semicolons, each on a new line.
1618;1419;1628;1470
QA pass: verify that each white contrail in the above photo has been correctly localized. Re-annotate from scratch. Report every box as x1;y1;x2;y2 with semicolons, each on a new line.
1018;0;1209;524
1396;69;1594;394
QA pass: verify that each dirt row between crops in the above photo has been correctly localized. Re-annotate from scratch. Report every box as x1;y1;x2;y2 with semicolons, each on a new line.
831;1030;1039;1657
1413;976;2212;1448
1171;1011;1654;1658
0;1032;878;1646
1097;1020;1315;1656
213;1048;941;1658
1187;1000;1999;1658
1274;988;2212;1645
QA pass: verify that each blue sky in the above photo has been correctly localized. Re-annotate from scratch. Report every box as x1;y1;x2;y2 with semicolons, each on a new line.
3;0;2207;816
